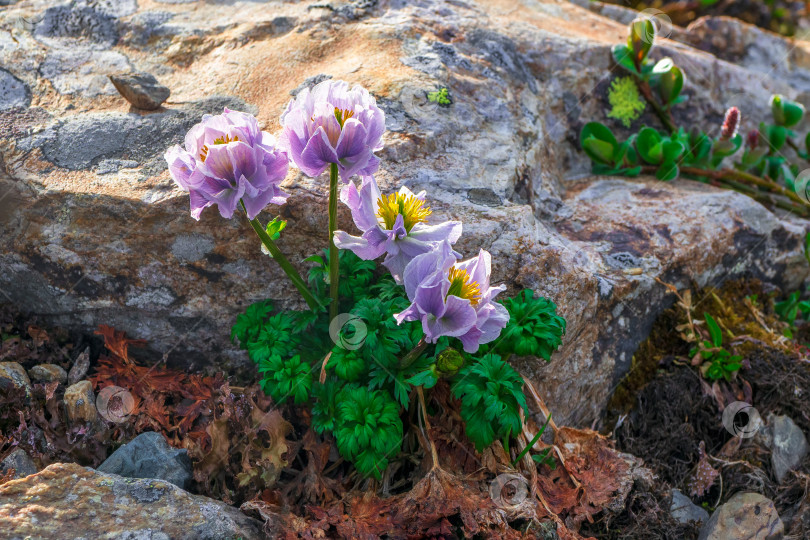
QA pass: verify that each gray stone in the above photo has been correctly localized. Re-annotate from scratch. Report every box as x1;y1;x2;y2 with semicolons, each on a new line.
97;159;140;175
110;72;171;110
97;432;193;489
670;488;709;525
171;234;215;262
0;463;265;539
40;95;255;171
0;362;32;395
0;448;37;479
28;364;68;384
34;5;119;48
699;492;784;540
40;48;132;97
0;69;30;111
68;347;91;386
74;0;139;18
767;415;809;484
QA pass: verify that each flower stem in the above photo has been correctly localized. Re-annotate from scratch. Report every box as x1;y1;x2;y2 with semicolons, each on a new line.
634;77;677;134
328;162;340;322
243;203;320;310
399;337;429;370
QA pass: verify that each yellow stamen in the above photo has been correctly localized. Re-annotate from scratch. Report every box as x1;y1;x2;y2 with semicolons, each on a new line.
446;267;481;306
376;192;431;232
334;107;355;128
199;134;239;161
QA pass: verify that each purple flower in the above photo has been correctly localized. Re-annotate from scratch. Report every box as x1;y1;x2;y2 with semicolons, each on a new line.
165;108;290;220
333;176;462;281
279;79;385;182
395;241;509;353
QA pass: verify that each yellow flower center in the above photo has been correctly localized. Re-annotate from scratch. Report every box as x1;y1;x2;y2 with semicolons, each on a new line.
376;192;432;232
334;107;355;128
446;267;481;306
199;134;239;162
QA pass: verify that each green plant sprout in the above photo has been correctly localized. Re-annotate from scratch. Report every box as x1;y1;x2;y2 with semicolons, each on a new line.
689;313;742;382
427;87;452;106
583;18;810;219
607;76;646;128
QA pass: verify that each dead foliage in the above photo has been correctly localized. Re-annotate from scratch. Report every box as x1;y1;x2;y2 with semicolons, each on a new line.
89;324;293;504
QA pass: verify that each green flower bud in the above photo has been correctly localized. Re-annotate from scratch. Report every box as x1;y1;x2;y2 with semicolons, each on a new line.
627;18;655;69
436;348;464;376
771;95;805;127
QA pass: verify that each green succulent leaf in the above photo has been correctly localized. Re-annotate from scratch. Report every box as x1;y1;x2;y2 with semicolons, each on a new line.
655;162;679;181
627;18;655;69
581;122;618;165
611;44;640;75
636;127;664;164
771;95;805;127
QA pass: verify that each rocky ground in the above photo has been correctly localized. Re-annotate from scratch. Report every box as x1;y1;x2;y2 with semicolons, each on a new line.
2;0;810;538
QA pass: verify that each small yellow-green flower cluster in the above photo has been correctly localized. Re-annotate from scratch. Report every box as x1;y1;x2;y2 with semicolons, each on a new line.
607;76;646;128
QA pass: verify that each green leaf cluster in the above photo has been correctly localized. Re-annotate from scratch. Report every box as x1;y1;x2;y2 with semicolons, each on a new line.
451;353;528;451
494;289;566;360
231;252;569;479
689;313;742;382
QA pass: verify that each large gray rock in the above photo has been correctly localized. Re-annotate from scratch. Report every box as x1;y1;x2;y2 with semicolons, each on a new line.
699;492;784;540
0;462;265;539
97;431;193;489
0;0;809;428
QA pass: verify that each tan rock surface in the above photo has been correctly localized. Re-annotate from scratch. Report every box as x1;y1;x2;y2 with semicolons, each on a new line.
1;0;809;426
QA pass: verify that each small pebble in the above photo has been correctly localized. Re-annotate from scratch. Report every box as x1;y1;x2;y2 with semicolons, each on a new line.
109;72;170;110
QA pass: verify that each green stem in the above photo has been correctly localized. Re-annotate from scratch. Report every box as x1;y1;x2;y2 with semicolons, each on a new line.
512;414;552;467
243;203;320;310
399;337;429;370
328;163;340;322
635;77;677;134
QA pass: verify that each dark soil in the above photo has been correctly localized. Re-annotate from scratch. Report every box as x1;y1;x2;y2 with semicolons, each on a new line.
584;280;810;538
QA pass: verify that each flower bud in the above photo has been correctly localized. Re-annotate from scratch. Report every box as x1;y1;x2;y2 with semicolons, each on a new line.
436;348;464;376
628;18;655;69
720;107;740;141
745;129;759;149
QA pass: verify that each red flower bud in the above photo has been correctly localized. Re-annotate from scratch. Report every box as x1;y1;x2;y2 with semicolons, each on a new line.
720;107;740;140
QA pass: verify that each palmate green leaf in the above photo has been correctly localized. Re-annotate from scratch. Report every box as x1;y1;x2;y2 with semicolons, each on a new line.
246;313;301;364
258;355;313;405
329;347;368;382
231;300;274;347
311;379;344;434
495;290;566;361
307;248;377;305
452;353;528;452
334;387;403;480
